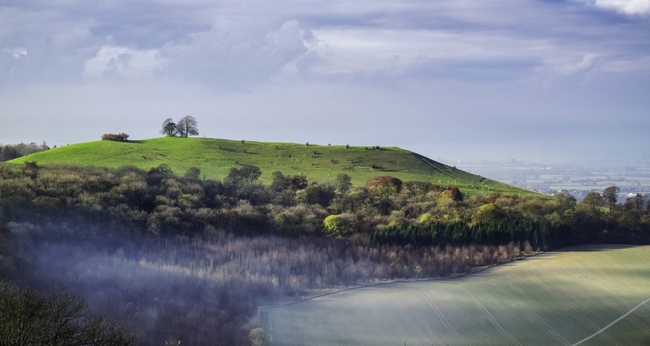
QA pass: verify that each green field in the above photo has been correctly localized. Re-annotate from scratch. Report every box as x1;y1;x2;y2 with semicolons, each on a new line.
10;137;528;195
264;245;650;345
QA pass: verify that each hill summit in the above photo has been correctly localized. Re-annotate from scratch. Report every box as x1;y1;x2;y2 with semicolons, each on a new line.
11;137;527;195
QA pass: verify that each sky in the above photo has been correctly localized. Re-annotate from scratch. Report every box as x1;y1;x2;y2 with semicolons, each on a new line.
1;0;649;162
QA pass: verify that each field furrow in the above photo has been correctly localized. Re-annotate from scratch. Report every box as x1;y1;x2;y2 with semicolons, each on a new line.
458;287;522;346
418;290;470;346
488;281;570;345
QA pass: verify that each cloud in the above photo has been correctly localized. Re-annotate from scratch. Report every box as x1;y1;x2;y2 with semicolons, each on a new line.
400;56;542;82
2;0;648;89
0;6;101;85
2;47;28;59
83;46;170;79
559;54;599;75
584;0;650;15
157;19;318;90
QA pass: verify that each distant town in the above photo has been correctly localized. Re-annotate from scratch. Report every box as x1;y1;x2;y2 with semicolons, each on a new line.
452;156;650;200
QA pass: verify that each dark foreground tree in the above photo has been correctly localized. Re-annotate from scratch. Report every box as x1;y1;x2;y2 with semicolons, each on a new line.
0;280;136;346
177;115;199;138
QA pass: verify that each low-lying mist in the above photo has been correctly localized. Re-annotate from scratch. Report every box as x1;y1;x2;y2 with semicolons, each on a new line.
5;220;527;345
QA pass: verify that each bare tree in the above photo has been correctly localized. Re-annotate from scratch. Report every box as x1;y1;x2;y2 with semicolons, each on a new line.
0;280;136;346
177;116;199;138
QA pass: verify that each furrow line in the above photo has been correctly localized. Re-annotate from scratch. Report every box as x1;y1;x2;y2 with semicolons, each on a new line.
571;297;650;346
418;290;470;346
459;287;522;346
381;295;419;345
525;272;619;345
489;282;570;345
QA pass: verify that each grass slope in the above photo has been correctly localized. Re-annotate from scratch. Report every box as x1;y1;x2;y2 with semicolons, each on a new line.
11;137;527;195
265;245;650;346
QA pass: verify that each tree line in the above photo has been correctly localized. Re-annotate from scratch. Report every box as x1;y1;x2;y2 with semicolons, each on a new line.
0;161;648;247
0;142;49;162
371;218;571;250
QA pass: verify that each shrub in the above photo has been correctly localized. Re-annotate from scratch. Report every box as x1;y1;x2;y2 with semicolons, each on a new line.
101;133;129;141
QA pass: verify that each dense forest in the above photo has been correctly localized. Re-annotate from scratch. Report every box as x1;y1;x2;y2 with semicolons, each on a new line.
0;161;648;345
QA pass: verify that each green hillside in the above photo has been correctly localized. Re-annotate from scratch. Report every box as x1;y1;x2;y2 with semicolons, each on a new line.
10;137;528;195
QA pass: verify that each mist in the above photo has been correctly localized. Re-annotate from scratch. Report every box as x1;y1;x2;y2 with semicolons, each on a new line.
5;213;530;345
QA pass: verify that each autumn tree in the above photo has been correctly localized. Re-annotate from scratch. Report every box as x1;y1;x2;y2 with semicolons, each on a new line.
366;176;403;197
177;115;199;138
440;186;463;202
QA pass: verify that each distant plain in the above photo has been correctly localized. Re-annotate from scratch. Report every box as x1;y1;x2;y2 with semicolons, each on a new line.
454;158;650;199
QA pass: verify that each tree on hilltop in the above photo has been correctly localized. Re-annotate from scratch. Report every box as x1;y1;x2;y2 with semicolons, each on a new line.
161;118;178;137
177;115;199;138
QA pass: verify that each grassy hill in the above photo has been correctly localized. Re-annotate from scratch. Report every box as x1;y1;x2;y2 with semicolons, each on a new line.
265;245;650;345
10;137;529;195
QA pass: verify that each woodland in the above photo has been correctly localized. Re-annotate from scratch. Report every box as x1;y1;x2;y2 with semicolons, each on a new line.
0;161;649;345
